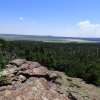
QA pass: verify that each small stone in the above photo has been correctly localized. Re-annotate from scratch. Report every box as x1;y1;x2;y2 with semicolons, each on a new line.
50;73;58;79
18;75;26;82
0;86;6;91
16;96;23;100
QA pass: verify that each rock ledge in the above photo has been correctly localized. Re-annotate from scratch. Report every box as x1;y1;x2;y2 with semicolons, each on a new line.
0;59;100;100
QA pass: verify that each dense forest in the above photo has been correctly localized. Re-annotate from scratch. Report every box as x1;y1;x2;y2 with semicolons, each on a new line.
0;38;100;86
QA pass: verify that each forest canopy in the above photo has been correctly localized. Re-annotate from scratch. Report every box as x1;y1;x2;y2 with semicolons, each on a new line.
0;38;100;86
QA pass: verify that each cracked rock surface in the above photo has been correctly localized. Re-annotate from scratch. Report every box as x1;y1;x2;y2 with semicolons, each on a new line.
0;59;100;100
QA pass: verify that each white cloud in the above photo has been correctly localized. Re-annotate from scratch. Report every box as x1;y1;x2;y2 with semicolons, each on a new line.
77;20;100;31
76;20;100;37
18;17;24;20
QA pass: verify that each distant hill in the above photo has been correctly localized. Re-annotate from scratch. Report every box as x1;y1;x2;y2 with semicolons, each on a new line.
0;34;100;43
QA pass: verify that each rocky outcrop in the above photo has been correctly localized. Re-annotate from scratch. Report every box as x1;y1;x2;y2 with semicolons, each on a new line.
0;59;100;100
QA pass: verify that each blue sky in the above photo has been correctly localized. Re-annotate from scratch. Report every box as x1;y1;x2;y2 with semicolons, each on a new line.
0;0;100;37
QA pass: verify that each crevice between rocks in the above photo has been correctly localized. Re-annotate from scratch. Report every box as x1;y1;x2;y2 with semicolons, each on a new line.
17;73;55;83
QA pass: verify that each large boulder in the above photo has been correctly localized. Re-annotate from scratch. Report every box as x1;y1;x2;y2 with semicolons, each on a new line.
10;59;26;67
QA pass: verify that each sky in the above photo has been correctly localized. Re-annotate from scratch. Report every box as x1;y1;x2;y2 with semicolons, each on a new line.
0;0;100;37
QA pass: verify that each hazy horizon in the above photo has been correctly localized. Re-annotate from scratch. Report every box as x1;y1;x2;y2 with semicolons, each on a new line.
0;0;100;37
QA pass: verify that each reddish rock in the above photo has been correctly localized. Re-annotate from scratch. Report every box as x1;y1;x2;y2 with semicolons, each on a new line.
0;59;100;100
